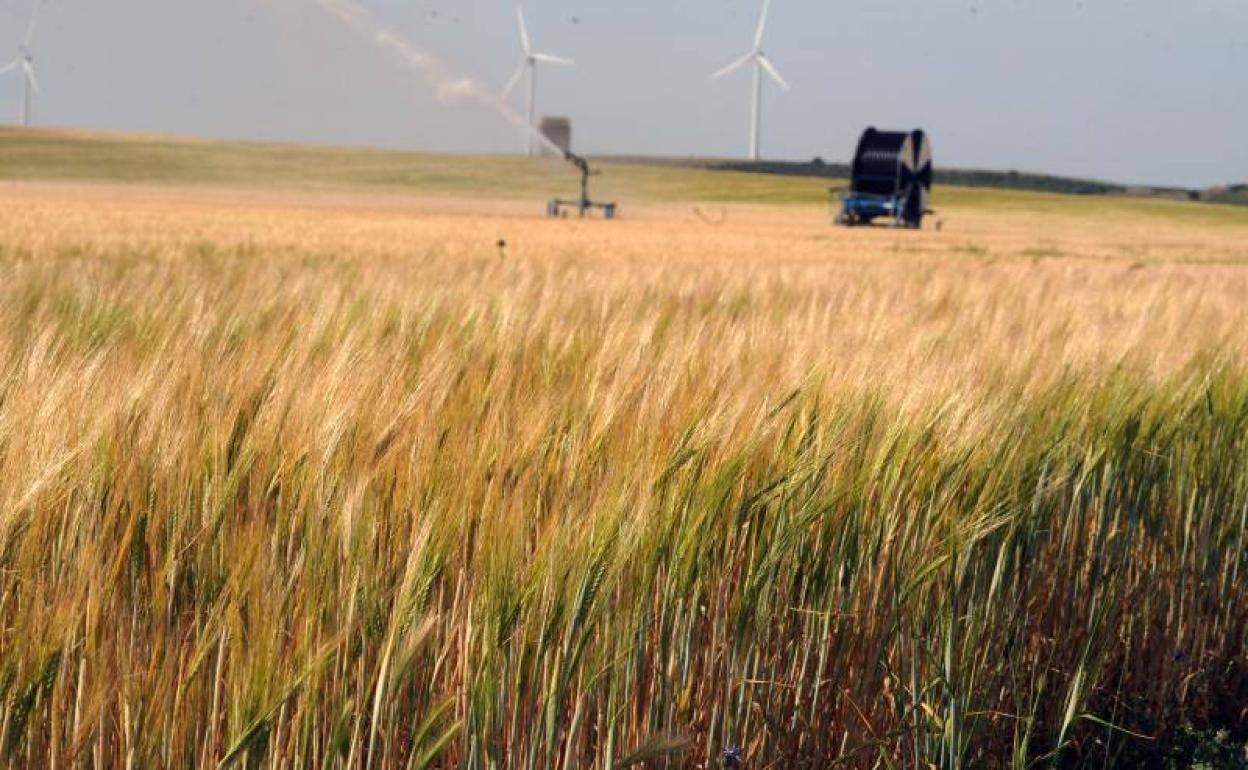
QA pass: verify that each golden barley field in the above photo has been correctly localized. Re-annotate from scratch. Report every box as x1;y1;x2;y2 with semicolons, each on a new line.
1;132;1247;769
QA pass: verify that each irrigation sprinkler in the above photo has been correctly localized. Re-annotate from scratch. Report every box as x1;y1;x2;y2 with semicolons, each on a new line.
547;151;618;219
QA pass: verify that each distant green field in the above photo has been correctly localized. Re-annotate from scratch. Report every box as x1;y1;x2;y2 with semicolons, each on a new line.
3;127;1247;228
0;126;822;205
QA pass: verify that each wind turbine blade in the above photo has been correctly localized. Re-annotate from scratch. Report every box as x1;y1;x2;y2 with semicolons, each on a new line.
24;1;42;47
532;53;574;66
753;0;772;49
0;60;19;78
516;7;532;56
712;52;754;80
502;61;526;97
758;55;790;91
21;60;39;95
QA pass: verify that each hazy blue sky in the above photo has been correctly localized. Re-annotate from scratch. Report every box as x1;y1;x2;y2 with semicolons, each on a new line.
2;0;1246;186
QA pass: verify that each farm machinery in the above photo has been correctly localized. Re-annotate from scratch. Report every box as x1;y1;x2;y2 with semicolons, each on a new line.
547;151;618;219
835;128;934;229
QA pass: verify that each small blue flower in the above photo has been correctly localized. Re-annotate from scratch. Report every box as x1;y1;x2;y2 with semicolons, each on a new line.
721;746;743;768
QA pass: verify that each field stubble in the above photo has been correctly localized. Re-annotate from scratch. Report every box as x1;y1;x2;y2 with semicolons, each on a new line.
0;182;1246;768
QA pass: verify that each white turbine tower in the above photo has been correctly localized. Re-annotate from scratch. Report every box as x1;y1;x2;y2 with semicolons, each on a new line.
502;7;573;157
1;3;41;127
712;0;790;161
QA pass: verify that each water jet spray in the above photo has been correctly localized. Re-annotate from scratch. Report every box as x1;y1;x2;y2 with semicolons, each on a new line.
309;0;565;158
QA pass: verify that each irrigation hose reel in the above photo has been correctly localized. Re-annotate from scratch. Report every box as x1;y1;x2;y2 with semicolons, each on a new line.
836;128;934;229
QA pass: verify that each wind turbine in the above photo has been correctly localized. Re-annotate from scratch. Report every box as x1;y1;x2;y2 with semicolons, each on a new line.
1;2;41;127
502;7;573;156
712;0;790;161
